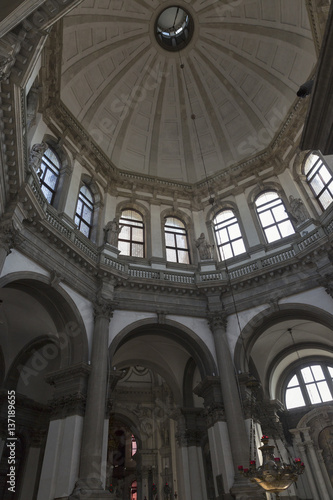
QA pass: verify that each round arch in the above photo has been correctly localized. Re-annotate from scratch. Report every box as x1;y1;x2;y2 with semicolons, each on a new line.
234;303;333;397
110;317;217;379
0;272;89;367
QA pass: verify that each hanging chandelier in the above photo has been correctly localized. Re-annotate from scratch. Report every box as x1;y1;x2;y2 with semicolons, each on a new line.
238;435;305;499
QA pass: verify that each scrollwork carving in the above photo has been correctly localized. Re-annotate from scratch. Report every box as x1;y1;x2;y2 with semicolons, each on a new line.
49;392;87;418
93;295;114;320
0;220;18;254
205;402;226;427
207;312;228;332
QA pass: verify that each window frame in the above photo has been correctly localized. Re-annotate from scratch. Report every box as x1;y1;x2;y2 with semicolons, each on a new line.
118;209;145;258
255;190;295;244
75;184;94;239
284;361;333;410
304;152;333;210
164;216;191;264
39;147;61;205
213;209;246;261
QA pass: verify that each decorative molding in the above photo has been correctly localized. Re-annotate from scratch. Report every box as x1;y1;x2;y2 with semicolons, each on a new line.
93;295;115;321
0;219;19;254
207;312;228;333
175;428;202;447
205;403;226;427
48;392;87;419
318;273;333;298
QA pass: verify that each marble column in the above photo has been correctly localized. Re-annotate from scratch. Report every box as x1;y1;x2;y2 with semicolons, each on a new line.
175;409;208;500
194;376;234;497
208;312;249;469
71;296;114;499
302;427;331;500
37;364;89;500
290;430;319;500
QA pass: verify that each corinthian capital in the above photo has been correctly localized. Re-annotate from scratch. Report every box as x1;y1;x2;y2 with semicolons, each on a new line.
207;311;228;332
93;295;115;320
0;220;17;254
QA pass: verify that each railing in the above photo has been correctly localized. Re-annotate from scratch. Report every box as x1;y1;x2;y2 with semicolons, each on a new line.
297;230;321;251
200;272;224;282
164;272;195;284
103;256;125;272
228;263;259;279
129;269;160;279
261;250;296;267
34;185;333;286
73;235;98;262
46;212;72;239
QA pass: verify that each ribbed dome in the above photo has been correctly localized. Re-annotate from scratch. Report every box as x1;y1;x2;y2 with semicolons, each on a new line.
60;0;316;183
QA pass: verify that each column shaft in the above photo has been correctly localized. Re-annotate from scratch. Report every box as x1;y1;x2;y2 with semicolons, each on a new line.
79;306;112;486
210;315;249;469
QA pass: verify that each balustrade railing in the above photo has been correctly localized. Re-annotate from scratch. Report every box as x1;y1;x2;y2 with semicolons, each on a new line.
29;176;333;286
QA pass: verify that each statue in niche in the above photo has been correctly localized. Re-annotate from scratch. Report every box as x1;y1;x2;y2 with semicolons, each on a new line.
26;85;40;130
29;142;48;177
104;218;123;247
288;195;309;224
195;233;212;260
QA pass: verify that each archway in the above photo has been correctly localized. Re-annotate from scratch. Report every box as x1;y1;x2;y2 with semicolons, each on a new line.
109;320;217;500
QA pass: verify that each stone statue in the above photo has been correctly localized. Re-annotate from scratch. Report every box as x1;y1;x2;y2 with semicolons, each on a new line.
104;218;123;247
195;232;212;260
29;142;48;176
289;195;309;224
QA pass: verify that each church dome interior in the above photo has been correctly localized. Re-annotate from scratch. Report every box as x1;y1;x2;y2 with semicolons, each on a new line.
0;1;333;500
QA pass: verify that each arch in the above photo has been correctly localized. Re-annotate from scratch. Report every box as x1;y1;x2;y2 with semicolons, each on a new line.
43;134;72;170
234;303;333;398
42;134;73;211
110;318;217;383
115;200;151;259
161;209;194;265
247;181;286;207
4;335;60;392
110;409;144;450
76;173;103;242
0;272;89;367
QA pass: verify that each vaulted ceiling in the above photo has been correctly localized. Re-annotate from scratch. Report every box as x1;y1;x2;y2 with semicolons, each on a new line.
60;0;317;183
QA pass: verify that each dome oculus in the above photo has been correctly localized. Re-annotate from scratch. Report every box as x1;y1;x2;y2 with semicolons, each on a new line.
155;6;193;51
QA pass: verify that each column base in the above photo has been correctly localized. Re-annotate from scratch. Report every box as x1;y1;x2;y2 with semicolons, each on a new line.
230;476;265;499
68;489;113;500
68;479;113;500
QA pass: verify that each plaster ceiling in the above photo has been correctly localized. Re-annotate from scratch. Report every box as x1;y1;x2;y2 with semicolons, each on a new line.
60;0;316;183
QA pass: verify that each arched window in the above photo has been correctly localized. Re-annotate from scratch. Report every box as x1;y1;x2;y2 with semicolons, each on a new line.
304;153;333;210
255;191;295;243
130;480;137;500
118;210;144;257
131;435;137;456
40;147;61;204
164;217;190;264
75;185;94;238
213;209;245;260
285;362;333;409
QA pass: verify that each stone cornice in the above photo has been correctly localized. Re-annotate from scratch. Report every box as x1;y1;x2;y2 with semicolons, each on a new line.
7;180;333;316
45;362;91;387
44;94;306;204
